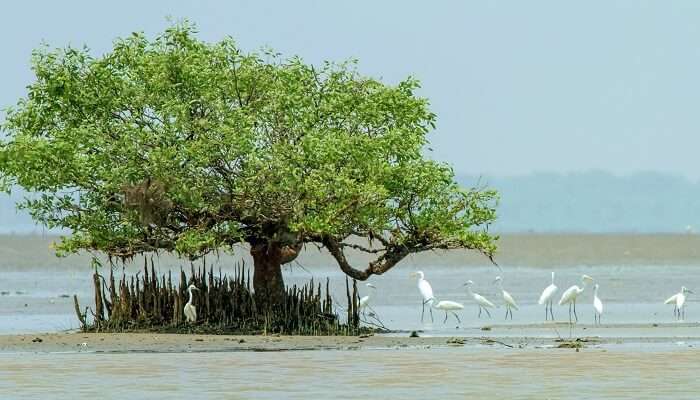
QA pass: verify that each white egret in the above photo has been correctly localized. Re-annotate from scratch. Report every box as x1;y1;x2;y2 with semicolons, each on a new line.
183;284;199;323
493;276;518;320
664;293;679;317
665;286;693;320
538;272;558;321
432;299;464;324
410;271;434;323
593;284;603;325
358;283;376;317
463;280;496;318
677;287;693;320
558;275;594;323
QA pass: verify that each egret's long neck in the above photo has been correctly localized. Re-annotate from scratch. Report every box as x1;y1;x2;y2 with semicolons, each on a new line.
551;272;555;285
593;287;598;297
186;288;194;306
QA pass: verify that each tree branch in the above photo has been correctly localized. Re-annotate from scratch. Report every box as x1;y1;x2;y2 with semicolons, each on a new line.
321;235;409;281
339;242;386;254
231;56;245;108
315;232;497;280
351;229;390;247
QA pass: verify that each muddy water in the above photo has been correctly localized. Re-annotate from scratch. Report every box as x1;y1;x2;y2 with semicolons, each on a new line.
1;347;699;399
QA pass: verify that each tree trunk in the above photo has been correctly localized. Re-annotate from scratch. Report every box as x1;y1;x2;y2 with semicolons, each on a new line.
251;243;286;310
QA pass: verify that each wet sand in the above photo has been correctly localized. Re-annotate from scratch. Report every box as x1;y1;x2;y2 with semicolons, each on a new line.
0;332;485;353
2;321;700;354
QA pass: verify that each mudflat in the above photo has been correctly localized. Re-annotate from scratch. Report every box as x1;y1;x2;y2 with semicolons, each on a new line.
2;321;700;354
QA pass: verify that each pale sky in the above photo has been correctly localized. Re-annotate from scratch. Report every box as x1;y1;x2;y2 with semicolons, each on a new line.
2;1;700;179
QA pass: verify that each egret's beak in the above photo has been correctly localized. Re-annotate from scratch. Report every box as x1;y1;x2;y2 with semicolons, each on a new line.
192;287;200;291
409;273;416;278
688;290;695;294
367;284;376;289
492;279;499;285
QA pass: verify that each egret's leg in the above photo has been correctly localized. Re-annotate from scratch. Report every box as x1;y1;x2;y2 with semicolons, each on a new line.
568;303;572;323
505;306;509;320
484;307;492;318
549;301;555;321
421;302;425;323
573;301;578;322
430;307;434;323
544;304;548;321
453;312;461;323
478;307;482;318
444;311;448;324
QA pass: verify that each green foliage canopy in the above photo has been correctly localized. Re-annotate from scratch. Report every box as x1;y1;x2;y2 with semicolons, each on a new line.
0;23;497;279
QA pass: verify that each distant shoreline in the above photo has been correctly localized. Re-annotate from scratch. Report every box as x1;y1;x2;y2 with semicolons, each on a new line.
0;233;699;269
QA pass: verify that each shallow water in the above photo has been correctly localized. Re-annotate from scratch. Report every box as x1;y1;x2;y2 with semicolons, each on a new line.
1;263;698;334
1;347;699;400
